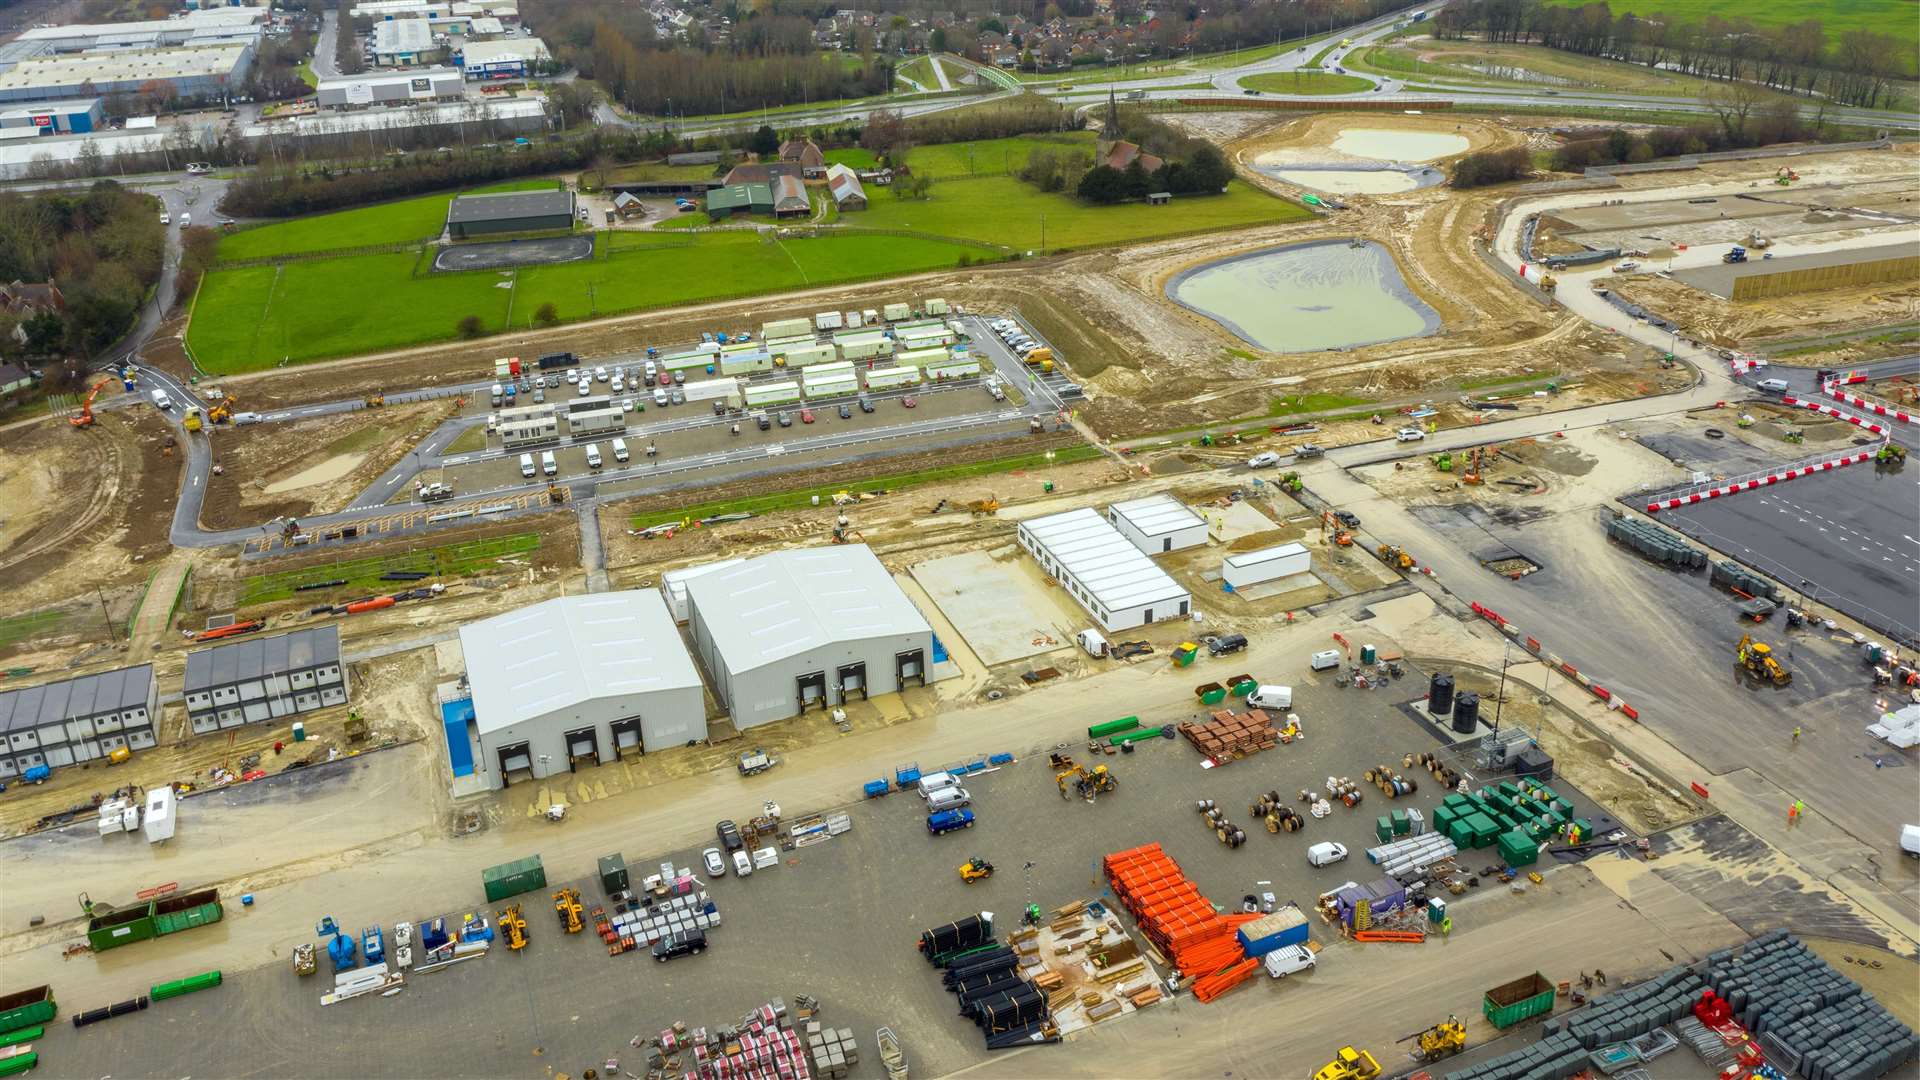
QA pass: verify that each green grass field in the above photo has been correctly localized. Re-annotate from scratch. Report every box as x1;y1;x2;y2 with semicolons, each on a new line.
902;132;1098;177
189;231;983;371
216;179;561;262
849;174;1309;252
238;533;542;606
1541;0;1911;44
605;161;722;184
0;606;91;650
824;147;879;169
1240;71;1375;95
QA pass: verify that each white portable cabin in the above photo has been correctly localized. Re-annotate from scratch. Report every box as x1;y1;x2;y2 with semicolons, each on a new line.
802;361;858;393
662;349;720;376
925;358;981;382
815;311;845;331
566;406;625;436
744;380;803;407
895;346;952;369
143;785;175;843
779;342;839;368
1108;493;1208;556
925;298;950;316
761;317;813;340
803;376;860;400
862;366;921;391
835;330;895;360
883;302;911;322
682;377;743;407
1222;543;1310;591
719;351;775;376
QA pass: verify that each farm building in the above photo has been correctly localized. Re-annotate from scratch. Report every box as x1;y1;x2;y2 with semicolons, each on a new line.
685;546;934;730
772;174;810;217
182;626;347;735
456;592;705;790
1017;508;1191;632
0;664;157;778
825;163;866;210
1108;493;1207;555
1222;543;1309;591
611;191;646;219
706;182;772;220
445;188;574;239
779;137;826;177
316;68;462;107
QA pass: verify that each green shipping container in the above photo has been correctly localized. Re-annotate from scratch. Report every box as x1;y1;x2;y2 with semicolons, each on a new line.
0;987;52;1035
153;890;222;936
482;855;547;903
1483;972;1555;1029
1088;716;1140;739
1390;809;1410;836
0;1050;36;1077
1498;830;1539;867
1376;816;1394;843
1445;816;1476;847
598;854;629;896
150;971;222;1001
1430;805;1457;831
86;905;157;952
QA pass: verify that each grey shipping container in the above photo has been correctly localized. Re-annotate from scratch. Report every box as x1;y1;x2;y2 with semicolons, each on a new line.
482;855;547;903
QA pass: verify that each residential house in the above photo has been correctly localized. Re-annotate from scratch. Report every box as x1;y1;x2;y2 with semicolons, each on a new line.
722;161;802;188
778;138;826;179
1101;139;1164;175
0;280;64;318
825;163;866;211
0;362;32;396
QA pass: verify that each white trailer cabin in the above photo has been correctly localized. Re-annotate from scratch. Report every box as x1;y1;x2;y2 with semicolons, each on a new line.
1222;543;1310;591
744;380;802;407
1108;493;1208;555
815;311;844;331
761;317;812;340
862;366;921;391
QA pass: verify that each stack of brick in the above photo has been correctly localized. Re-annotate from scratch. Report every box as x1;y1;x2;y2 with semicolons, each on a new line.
804;1024;858;1079
1103;843;1263;1002
1177;709;1278;763
677;999;811;1080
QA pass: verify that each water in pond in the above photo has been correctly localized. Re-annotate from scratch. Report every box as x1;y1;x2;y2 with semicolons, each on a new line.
1166;240;1440;354
1262;165;1442;195
1332;128;1470;163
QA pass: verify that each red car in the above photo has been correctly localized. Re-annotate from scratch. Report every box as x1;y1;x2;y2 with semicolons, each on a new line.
800;408;815;424
902;396;918;409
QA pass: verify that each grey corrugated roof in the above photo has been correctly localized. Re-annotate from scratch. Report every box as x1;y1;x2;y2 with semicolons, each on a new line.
0;664;154;732
183;627;338;692
1021;508;1190;613
445;189;573;225
684;545;930;676
459;592;701;737
1109;493;1205;538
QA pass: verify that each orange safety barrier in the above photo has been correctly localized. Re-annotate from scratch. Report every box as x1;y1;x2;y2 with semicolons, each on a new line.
1353;930;1426;943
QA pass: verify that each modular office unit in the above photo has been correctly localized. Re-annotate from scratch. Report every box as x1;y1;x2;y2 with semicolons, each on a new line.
182;626;347;734
862;366;920;391
1107;493;1208;555
459;592;705;790
0;665;157;778
1222;543;1310;591
1017;508;1191;633
685;546;933;730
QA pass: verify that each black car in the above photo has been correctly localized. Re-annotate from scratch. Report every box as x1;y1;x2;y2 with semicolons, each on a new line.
756;413;772;431
858;396;875;413
1333;510;1360;529
778;412;793;427
838;403;852;419
653;929;707;963
1204;633;1248;657
716;819;743;851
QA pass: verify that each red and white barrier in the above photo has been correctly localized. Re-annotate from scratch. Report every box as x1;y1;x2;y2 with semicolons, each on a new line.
1645;449;1877;511
1780;394;1889;434
1467;602;1639;721
1824;383;1916;425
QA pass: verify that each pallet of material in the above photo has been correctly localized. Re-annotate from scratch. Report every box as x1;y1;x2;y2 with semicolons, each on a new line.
1094;959;1147;984
1089;939;1140;968
1086;999;1125;1023
1127;986;1163;1008
1177;709;1279;763
1030;970;1065;992
1191;957;1260;1003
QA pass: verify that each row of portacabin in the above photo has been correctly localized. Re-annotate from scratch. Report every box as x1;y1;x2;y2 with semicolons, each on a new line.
0;664;158;779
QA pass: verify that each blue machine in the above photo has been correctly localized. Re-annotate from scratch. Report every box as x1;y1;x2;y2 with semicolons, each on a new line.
361;925;385;966
863;779;890;799
895;761;922;788
646;346;659;359
716;332;730;344
21;765;50;784
459;915;494;944
316;916;356;971
419;917;449;952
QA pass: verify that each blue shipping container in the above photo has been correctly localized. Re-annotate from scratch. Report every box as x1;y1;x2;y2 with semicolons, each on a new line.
1235;905;1310;957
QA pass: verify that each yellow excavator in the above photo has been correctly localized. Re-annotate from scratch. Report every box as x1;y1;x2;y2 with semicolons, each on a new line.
1377;544;1414;571
1737;633;1791;686
1314;1046;1381;1080
207;392;236;424
552;888;583;934
498;903;528;951
1055;760;1117;802
1400;1017;1468;1064
968;496;1000;516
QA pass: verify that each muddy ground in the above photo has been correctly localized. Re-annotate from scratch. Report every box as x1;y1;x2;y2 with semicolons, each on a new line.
198;401;457;529
1613;272;1920;352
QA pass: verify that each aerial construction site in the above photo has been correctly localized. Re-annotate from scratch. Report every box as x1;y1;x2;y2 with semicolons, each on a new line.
0;94;1916;1080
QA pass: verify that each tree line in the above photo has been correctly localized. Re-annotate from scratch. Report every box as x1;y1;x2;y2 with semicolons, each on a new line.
0;182;164;372
1433;0;1910;110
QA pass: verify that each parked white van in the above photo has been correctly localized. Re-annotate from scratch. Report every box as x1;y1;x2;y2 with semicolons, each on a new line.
1248;684;1293;710
1263;944;1316;979
927;787;972;812
1077;628;1109;658
150;389;174;411
540;450;557;477
915;772;959;799
585;443;602;469
611;437;630;463
519;453;536;478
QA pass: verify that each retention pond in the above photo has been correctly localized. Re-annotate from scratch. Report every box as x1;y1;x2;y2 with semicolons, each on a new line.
1165;240;1441;353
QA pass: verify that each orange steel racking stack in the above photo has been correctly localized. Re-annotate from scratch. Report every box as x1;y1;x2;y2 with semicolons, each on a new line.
1103;843;1265;1003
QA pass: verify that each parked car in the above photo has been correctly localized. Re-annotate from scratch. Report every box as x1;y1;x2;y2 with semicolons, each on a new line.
800;408;814;424
838;403;852;419
1294;444;1324;459
858;396;875;413
670;388;685;406
927;808;976;835
594;366;609;382
578;382;590;397
652;929;707;962
160;212;171;225
1333;510;1360;529
731;849;753;877
702;847;726;877
1204;633;1248;656
778;411;793;427
1306;841;1349;867
1248;451;1281;469
716;819;743;851
1395;428;1425;442
902;396;917;408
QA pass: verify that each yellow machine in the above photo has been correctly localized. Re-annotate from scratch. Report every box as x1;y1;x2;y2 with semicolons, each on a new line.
968;497;1000;516
498;903;528;951
552;888;583;934
1377;544;1414;571
1737;634;1791;686
1539;274;1558;294
207;392;236;424
1314;1046;1381;1080
365;392;385;407
182;407;203;432
1402;1017;1468;1064
1056;762;1117;801
958;857;995;884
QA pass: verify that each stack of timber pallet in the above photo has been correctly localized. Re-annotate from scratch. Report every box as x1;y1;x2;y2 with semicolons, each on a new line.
1103;843;1263;1003
1178;709;1278;763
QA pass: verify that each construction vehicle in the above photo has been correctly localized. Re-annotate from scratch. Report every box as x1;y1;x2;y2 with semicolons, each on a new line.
1737;634;1791;686
1314;1046;1382;1080
1723;246;1748;264
364;392;385;407
1054;761;1117;802
1461;445;1488;485
1539;274;1557;294
207;392;236;424
1875;443;1907;467
1377;544;1414;571
1321;510;1354;547
182;406;203;432
552;888;583;933
1399;1017;1467;1064
547;483;566;504
968;497;1000;516
958;856;996;884
498;903;528;951
316;916;355;972
69;378;111;428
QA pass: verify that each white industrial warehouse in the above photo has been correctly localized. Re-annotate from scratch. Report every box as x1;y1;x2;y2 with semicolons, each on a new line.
458;592;705;789
1018;508;1192;632
1107;493;1207;555
685;545;934;730
1223;542;1310;592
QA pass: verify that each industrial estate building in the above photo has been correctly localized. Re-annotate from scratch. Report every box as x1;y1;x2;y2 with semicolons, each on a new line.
182;626;348;734
1017;508;1192;632
1222;542;1310;592
0;44;253;105
445;188;574;238
456;37;548;79
0;7;263;63
1107;493;1207;555
457;592;706;789
371;18;442;65
315;68;464;108
241;97;542;148
0;664;158;778
0;98;102;133
685;546;934;730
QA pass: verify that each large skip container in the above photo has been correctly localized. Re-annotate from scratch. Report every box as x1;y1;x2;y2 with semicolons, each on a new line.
86;905;157;952
153;889;223;936
0;987;54;1033
483;855;547;903
1483;972;1555;1029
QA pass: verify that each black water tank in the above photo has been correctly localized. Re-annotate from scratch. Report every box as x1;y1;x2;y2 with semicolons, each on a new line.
1428;673;1455;716
1452;692;1480;734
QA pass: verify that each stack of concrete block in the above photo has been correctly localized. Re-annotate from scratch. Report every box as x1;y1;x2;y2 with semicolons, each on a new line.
1706;931;1917;1080
611;891;719;948
806;1023;859;1079
1558;965;1709;1047
1442;1029;1588;1080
